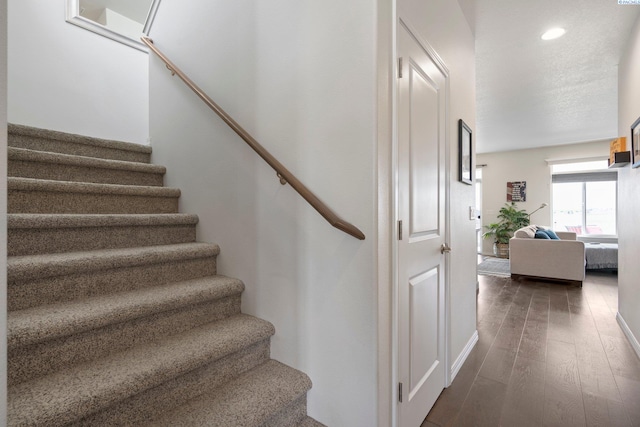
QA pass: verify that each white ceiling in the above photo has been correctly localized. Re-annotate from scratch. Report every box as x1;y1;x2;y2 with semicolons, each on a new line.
465;0;640;153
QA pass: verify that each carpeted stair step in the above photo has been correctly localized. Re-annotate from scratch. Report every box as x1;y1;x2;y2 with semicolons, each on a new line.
8;123;152;163
8;213;198;256
8;275;244;385
8;314;275;427
143;359;312;427
8;147;165;186
8;243;219;311
8;177;180;214
74;340;271;426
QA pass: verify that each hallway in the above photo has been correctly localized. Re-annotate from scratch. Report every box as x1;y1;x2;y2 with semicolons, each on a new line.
423;272;640;426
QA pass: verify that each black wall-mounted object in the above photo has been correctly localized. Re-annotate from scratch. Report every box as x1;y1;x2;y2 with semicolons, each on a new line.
459;119;473;185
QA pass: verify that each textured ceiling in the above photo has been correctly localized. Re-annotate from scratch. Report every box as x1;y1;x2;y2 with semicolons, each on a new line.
471;0;640;153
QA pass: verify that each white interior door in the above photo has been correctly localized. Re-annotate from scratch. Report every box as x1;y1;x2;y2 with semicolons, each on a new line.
397;21;449;427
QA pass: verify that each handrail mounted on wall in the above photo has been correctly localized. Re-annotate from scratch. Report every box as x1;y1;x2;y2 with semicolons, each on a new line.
142;37;365;240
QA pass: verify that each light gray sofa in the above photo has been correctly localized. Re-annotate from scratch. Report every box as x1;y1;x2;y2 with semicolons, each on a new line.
509;225;586;286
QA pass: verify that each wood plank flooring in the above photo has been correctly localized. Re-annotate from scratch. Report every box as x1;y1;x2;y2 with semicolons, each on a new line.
423;272;640;427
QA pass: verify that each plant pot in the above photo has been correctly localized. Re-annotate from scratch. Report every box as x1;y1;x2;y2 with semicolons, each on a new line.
494;243;510;259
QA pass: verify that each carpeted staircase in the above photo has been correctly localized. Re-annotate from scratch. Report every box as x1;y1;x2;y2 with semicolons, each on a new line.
7;124;325;426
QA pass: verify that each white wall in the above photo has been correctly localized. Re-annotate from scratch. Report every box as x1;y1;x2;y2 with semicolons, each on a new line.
99;8;144;41
396;0;478;378
617;14;640;354
477;140;610;255
148;1;376;425
1;0;7;423
149;1;475;424
8;0;148;143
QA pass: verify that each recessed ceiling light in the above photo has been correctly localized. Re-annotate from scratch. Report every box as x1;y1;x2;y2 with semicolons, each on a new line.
541;28;566;40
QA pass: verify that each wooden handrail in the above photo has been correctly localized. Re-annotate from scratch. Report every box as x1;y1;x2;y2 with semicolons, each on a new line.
142;37;365;240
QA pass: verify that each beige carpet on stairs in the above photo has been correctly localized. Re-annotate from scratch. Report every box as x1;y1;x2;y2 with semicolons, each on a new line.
6;124;325;427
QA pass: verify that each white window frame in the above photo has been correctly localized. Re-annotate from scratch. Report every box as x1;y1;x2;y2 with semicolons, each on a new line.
65;0;161;52
551;168;618;238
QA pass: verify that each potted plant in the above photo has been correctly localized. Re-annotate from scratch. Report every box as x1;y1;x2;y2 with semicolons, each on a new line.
482;202;530;258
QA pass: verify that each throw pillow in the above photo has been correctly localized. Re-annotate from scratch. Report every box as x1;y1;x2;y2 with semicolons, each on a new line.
515;225;537;238
534;230;551;239
542;229;560;240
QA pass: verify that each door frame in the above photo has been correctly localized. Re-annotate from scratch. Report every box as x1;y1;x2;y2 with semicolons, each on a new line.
387;16;452;427
375;0;397;425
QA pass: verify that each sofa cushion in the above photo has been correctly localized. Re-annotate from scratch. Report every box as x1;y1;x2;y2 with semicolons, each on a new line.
542;229;560;240
535;230;551;239
515;225;537;238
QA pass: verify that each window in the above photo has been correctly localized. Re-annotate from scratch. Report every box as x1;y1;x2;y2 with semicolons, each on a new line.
551;162;617;236
66;0;161;51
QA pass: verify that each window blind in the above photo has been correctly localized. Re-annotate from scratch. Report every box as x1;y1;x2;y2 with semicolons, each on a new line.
552;171;617;183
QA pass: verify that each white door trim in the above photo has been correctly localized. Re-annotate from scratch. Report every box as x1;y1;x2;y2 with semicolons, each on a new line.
375;0;397;425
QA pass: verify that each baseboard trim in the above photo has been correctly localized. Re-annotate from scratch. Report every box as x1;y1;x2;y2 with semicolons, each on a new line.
616;312;640;359
450;330;478;383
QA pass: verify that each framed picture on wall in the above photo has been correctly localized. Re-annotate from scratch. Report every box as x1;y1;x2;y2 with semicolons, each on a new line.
459;119;473;185
507;181;526;202
632;115;640;169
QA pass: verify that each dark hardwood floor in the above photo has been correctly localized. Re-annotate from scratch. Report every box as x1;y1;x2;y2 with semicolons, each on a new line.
423;271;640;427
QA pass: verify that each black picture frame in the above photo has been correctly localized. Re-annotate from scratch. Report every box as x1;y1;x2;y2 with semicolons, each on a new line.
459;119;473;185
632;115;640;169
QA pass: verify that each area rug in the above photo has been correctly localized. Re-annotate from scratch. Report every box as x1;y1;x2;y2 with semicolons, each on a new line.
477;257;511;277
